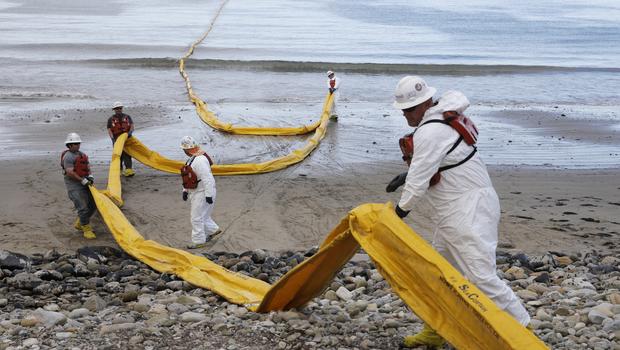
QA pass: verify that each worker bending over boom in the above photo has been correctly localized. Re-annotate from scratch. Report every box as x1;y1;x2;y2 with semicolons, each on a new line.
388;76;530;348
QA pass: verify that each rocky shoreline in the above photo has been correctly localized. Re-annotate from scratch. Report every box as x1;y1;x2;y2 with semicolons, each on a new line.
0;247;619;350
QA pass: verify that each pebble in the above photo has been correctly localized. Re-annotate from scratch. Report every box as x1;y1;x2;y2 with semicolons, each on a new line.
0;247;618;349
179;312;207;322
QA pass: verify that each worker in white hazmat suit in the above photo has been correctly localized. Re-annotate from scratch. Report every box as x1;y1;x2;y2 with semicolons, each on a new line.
388;76;530;348
326;70;341;120
179;136;221;249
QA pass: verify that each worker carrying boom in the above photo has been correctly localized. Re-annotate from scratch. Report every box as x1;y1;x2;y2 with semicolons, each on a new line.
387;76;531;348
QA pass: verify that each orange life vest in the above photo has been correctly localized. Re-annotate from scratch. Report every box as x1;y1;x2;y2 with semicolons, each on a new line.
399;111;478;187
109;115;131;138
61;150;91;177
180;152;214;189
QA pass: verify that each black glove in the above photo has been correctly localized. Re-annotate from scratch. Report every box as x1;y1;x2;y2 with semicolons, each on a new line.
206;197;213;204
128;131;133;138
386;172;407;192
329;88;335;94
395;205;410;219
182;192;188;201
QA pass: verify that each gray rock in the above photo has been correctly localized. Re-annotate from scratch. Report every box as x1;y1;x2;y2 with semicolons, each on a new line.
68;308;90;319
103;281;123;293
383;319;401;328
602;319;620;332
165;281;183;291
166;302;189;314
336;286;353;301
179;311;207;322
99;322;138;335
562;277;595;290
21;308;67;328
516;289;538;302
175;295;201;306
83;295;107;312
77;246;108;264
133;303;150;313
8;272;42;290
55;332;74;339
588;303;614;324
22;338;39;347
0;250;30;270
120;290;139;302
43;303;60;311
34;269;63;281
324;290;338;301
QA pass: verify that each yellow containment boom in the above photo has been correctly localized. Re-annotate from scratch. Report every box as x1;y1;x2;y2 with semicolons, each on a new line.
121;93;332;177
90;187;269;306
93;137;546;349
91;174;546;349
178;0;329;135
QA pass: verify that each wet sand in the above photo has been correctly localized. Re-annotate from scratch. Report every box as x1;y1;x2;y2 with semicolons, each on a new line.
0;105;618;257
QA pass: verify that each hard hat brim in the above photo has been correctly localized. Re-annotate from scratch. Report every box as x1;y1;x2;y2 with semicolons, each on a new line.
393;87;436;110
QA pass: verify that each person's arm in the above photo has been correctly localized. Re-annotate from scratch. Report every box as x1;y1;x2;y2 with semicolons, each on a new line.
127;115;135;136
107;118;114;140
398;124;455;211
65;166;80;182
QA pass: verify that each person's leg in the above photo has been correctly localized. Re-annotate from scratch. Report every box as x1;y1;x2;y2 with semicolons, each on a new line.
330;93;339;120
85;190;96;219
68;189;92;226
68;188;96;238
443;189;530;325
401;230;450;348
122;152;133;170
189;192;208;244
203;196;220;238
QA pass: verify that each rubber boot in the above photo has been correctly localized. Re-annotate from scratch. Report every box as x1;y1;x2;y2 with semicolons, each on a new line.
82;225;96;239
73;218;82;231
402;324;445;349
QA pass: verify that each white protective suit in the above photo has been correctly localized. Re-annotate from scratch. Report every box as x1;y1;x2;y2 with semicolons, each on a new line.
327;75;341;116
398;90;531;325
184;154;219;244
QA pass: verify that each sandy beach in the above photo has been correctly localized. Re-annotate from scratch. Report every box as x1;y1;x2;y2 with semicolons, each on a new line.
0;102;618;258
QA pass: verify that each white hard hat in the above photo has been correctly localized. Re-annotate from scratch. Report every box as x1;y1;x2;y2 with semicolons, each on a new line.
393;76;436;110
65;132;82;144
180;135;197;150
326;70;334;77
112;101;123;109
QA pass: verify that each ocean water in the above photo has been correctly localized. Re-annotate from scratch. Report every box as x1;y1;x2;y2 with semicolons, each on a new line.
1;0;619;168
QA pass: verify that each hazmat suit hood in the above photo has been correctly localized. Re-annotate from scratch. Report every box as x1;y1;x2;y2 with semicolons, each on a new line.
423;90;470;121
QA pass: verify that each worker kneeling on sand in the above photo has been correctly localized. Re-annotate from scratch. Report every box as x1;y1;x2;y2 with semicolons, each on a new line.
387;76;531;348
107;101;135;177
61;133;97;239
180;136;221;249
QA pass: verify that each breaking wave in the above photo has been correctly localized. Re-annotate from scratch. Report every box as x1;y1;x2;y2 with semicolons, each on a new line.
0;91;95;100
73;58;620;76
